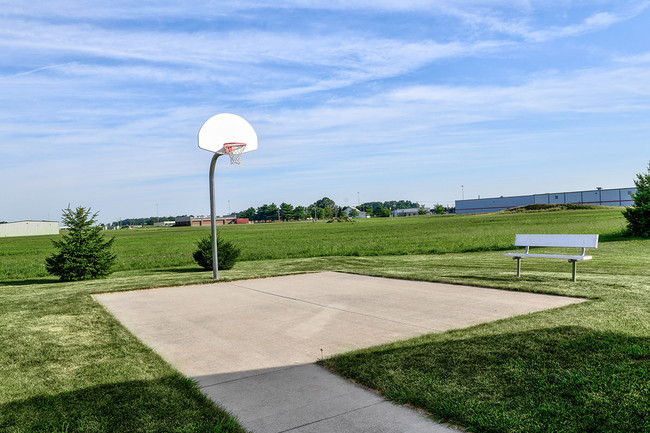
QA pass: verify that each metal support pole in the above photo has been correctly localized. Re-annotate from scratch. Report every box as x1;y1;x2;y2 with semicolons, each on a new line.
209;153;221;279
571;260;577;282
516;257;521;277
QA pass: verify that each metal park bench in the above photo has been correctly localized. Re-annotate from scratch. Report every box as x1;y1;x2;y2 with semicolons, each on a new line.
504;234;598;282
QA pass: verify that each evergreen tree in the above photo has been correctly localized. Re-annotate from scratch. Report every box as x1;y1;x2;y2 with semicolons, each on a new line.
293;206;307;220
45;206;116;281
623;162;650;237
238;207;256;219
280;202;294;221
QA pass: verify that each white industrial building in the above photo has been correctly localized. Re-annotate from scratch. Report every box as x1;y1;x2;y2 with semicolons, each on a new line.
0;220;60;237
153;221;176;227
455;187;636;214
342;207;369;218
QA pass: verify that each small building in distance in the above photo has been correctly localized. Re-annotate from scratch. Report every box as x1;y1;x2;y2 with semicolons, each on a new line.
455;187;636;214
342;207;369;218
391;207;427;217
0;220;59;238
175;216;249;226
153;221;176;227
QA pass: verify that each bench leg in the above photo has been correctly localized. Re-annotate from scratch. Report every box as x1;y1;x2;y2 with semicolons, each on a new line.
516;257;521;277
571;260;577;282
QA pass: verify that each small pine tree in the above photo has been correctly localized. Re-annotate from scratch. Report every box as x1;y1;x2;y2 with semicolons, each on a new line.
193;234;241;271
623;162;650;237
45;206;116;281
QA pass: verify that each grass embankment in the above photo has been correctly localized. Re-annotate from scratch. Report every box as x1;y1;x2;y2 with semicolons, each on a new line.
1;207;624;280
1;207;649;432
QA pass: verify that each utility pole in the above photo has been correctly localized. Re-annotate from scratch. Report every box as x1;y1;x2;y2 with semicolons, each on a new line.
597;187;602;205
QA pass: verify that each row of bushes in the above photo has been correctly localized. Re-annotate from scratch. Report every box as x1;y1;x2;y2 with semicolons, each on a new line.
46;207;240;282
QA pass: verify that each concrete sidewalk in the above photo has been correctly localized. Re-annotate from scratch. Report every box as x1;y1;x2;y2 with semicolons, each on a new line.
94;271;583;432
197;363;450;432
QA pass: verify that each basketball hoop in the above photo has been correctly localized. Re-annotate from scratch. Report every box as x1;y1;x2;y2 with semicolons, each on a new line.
223;142;247;165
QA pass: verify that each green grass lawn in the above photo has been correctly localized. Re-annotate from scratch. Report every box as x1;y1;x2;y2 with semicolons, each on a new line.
1;207;649;432
1;207;627;280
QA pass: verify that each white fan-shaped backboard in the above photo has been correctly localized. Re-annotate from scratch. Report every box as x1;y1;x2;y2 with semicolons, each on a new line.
198;113;258;154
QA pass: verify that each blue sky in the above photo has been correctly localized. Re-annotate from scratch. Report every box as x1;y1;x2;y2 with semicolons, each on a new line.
1;1;649;223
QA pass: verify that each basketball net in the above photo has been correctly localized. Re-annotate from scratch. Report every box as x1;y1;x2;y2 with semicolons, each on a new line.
223;142;246;165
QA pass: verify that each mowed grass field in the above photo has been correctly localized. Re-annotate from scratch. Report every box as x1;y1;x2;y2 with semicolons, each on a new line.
1;208;626;280
2;207;649;432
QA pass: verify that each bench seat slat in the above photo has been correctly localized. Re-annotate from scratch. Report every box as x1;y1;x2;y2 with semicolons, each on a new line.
504;253;592;261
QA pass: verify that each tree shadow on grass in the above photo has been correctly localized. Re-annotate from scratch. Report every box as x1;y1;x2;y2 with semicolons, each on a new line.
598;230;650;242
0;375;244;433
0;277;61;287
323;326;650;433
152;266;206;274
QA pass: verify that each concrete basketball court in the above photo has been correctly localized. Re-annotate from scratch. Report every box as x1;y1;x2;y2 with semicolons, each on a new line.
94;271;584;432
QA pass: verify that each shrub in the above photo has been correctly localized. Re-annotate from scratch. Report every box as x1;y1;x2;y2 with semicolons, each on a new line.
503;204;601;213
327;216;354;223
623;162;650;237
376;207;391;217
193;234;241;270
45;206;116;281
433;204;445;214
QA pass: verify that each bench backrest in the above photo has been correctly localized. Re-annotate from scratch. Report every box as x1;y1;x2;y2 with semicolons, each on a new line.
514;234;599;248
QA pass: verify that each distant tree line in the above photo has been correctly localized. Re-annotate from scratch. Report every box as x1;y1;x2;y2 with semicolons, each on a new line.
237;197;453;221
108;198;455;226
357;200;419;217
238;197;339;221
110;216;190;227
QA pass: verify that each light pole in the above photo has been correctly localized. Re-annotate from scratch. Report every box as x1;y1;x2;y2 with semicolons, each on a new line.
597;187;602;205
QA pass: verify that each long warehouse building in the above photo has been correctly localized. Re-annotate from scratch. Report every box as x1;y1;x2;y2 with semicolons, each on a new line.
0;220;60;237
455;187;636;214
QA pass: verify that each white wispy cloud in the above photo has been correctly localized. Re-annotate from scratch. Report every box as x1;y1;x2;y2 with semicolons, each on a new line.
524;11;628;42
0;18;509;104
384;66;650;115
614;50;650;64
